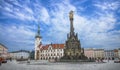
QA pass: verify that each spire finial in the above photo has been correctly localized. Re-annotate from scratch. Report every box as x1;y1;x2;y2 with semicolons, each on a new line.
69;10;74;20
38;24;40;35
35;24;41;38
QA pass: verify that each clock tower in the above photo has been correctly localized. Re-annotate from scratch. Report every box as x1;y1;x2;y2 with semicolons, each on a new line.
35;24;42;60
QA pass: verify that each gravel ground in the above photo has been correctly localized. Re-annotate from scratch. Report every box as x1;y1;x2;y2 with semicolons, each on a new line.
0;60;120;70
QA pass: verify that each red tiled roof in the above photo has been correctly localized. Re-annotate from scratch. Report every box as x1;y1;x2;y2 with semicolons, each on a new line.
52;44;64;49
38;44;42;49
114;49;118;52
41;45;49;50
40;44;64;50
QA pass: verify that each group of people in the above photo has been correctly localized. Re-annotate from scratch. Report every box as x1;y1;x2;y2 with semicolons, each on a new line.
0;57;3;66
96;58;104;62
0;57;12;66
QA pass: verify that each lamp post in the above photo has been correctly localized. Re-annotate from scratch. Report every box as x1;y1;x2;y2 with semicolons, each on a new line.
27;51;31;64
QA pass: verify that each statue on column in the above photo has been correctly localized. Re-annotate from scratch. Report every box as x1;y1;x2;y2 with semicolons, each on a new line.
69;10;74;19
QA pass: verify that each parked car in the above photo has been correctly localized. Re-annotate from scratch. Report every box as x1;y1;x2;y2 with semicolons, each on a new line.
0;57;2;65
114;58;120;63
0;57;7;63
2;59;7;63
0;62;1;66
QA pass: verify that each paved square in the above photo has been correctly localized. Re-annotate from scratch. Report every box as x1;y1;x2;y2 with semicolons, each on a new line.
0;60;120;70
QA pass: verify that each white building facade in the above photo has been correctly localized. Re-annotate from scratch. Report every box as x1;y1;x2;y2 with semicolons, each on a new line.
10;50;30;59
40;44;64;60
114;49;119;59
94;49;104;59
104;50;115;60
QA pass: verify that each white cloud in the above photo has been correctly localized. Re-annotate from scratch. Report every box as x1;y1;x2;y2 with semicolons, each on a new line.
40;7;50;24
0;0;48;22
0;0;120;50
42;0;120;49
94;1;120;11
0;23;35;51
24;7;33;14
8;25;34;39
43;0;77;43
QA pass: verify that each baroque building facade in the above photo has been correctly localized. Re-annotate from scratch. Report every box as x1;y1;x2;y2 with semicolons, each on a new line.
34;24;65;60
84;48;95;59
0;43;8;58
39;44;64;60
104;50;115;60
94;49;104;59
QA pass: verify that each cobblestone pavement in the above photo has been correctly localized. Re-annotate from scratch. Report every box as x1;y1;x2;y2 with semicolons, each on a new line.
0;60;120;70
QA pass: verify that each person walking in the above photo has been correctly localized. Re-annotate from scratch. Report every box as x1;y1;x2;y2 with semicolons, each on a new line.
0;57;2;66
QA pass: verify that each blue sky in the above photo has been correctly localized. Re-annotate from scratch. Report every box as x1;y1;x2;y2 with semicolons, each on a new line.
0;0;120;52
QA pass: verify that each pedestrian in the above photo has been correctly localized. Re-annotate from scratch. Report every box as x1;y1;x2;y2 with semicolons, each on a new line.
108;59;109;62
0;57;2;66
10;57;12;61
0;62;1;66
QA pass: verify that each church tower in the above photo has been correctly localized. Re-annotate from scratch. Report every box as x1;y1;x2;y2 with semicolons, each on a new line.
35;24;42;60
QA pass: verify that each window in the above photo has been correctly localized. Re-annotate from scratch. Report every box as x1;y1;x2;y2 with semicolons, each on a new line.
61;53;62;56
57;53;59;56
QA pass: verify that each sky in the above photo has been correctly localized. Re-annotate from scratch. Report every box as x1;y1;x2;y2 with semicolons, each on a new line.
0;0;120;52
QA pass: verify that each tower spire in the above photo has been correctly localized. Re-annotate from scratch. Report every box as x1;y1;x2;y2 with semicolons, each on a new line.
38;24;40;35
35;23;42;60
69;10;74;36
35;24;41;38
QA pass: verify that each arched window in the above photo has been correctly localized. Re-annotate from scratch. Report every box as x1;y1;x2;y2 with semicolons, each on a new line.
49;57;51;59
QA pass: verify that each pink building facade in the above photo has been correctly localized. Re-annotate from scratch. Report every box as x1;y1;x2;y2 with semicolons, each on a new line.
84;48;94;59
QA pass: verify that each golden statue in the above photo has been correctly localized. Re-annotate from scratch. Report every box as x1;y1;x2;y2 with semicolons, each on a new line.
69;10;74;19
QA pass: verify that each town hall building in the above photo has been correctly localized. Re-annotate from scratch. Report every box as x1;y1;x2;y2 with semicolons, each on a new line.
34;24;64;60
